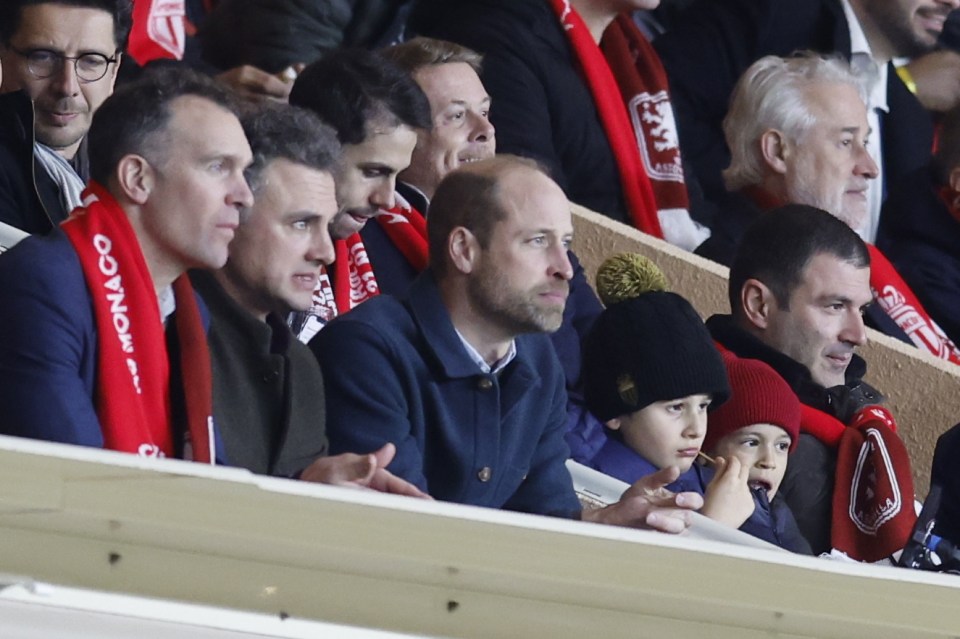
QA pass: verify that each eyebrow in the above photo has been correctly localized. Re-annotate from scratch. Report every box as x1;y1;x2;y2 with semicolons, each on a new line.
19;44;115;57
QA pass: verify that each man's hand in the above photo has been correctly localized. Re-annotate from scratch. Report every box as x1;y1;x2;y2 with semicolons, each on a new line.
902;50;960;113
215;65;298;102
701;456;755;528
299;443;432;499
581;466;703;533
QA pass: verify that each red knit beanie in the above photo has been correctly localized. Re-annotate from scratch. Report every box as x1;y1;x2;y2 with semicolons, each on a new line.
704;353;801;453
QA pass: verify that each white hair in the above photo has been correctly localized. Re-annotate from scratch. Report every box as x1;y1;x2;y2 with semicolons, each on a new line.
722;52;867;192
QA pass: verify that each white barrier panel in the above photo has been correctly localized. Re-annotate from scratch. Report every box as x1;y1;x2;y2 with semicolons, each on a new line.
0;435;958;638
0;579;423;638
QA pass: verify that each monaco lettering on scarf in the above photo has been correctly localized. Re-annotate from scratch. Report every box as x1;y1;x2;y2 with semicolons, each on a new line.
867;244;960;365
61;182;214;462
294;193;427;343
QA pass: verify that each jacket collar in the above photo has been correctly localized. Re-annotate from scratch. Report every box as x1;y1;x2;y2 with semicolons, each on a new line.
706;314;868;411
190;269;292;355
406;270;499;378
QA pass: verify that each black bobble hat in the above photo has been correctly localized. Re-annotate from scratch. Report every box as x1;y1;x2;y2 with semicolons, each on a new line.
582;254;730;421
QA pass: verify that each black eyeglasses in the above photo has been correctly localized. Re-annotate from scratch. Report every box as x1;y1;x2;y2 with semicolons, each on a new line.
9;47;118;83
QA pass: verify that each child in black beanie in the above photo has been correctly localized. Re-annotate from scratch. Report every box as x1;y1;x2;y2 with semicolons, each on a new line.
581;254;807;548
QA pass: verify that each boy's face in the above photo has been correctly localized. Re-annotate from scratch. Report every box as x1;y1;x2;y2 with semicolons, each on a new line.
611;394;711;473
711;424;791;501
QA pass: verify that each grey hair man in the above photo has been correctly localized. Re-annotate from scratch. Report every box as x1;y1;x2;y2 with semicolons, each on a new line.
696;53;878;265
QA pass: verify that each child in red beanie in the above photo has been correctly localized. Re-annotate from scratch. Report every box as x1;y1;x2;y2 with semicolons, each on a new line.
703;353;811;553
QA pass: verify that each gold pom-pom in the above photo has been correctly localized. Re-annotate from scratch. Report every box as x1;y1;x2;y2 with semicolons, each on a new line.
595;253;667;306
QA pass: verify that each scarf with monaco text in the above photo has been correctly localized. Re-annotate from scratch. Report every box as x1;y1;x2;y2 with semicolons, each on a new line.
61;182;214;462
547;0;662;238
867;243;960;365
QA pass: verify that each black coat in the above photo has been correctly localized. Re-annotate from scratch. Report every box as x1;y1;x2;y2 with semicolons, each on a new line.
0;91;71;235
191;270;329;478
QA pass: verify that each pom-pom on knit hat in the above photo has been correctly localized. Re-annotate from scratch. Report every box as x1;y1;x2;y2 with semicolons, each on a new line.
703;353;801;453
582;253;730;421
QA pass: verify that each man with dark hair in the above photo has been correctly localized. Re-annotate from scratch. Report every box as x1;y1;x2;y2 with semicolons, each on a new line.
700;52;960;365
313;155;706;532
0;67;253;463
708;205;917;559
190;103;425;495
0;0;133;237
288;47;431;341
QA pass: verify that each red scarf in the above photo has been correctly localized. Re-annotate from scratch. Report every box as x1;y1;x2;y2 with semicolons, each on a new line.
831;406;916;562
61;183;213;462
128;0;186;65
867;244;960;365
547;0;662;238
601;14;689;213
309;233;380;321
376;191;429;272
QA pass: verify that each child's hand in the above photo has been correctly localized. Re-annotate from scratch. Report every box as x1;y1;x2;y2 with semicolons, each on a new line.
701;456;755;528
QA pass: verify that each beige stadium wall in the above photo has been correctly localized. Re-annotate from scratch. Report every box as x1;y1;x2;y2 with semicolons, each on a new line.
571;204;960;493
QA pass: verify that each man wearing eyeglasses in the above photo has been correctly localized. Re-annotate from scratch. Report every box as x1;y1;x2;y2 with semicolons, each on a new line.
0;0;131;239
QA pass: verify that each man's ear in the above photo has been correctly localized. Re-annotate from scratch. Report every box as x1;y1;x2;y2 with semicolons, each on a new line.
448;226;479;275
741;278;776;330
605;417;622;432
115;154;154;205
949;166;960;194
760;129;789;175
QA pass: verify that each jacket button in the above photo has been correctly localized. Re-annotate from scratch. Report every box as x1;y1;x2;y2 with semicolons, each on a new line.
262;369;279;382
477;467;492;482
477;377;493;390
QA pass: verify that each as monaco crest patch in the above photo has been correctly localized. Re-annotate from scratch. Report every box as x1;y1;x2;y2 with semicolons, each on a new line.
848;426;903;535
628;90;684;183
146;0;186;58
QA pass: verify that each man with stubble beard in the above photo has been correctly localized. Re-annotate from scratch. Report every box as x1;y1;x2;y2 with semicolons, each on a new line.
0;0;130;236
312;155;709;534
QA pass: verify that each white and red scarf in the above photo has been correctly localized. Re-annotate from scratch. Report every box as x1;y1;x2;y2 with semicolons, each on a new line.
376;192;429;272
867;244;960;365
128;0;186;65
62;183;214;462
304;193;429;330
550;1;705;244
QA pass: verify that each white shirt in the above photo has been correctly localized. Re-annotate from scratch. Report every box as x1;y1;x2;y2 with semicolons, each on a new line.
842;0;889;244
455;328;517;375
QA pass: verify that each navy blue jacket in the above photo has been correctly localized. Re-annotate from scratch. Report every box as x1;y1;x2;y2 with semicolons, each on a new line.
877;166;960;348
0;230;226;461
311;271;582;516
589;435;811;553
360;183;605;464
